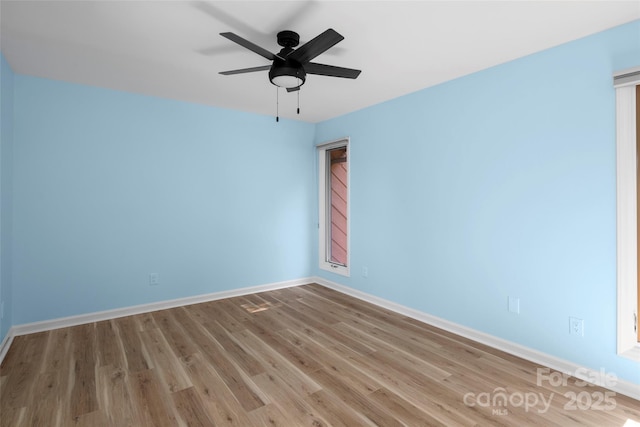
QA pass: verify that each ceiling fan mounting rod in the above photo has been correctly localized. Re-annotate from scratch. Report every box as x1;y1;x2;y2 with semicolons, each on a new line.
277;30;300;48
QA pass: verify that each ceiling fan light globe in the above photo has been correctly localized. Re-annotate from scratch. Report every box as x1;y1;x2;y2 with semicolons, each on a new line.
271;75;303;88
269;63;306;89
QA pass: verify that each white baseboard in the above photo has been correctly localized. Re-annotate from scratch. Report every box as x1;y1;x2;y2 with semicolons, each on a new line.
312;276;640;401
0;329;14;365
0;277;310;365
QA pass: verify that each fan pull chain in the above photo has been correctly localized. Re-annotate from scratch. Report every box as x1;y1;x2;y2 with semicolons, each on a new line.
297;90;300;115
276;87;279;122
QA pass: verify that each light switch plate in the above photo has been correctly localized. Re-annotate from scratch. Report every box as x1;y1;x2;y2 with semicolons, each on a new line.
508;296;520;314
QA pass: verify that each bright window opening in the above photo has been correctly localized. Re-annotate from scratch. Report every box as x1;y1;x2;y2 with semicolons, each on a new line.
614;68;640;360
318;139;349;276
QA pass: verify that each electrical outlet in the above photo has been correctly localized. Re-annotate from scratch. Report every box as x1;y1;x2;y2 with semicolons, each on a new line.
569;317;584;336
362;266;368;278
149;273;159;286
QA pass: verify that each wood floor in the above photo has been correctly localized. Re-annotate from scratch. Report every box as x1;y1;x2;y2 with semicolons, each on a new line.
1;283;639;426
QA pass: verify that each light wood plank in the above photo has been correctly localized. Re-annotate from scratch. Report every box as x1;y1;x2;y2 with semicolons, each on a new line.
130;369;179;427
113;316;152;373
175;307;266;412
151;309;198;358
69;323;98;419
96;364;140;427
171;386;217;427
251;371;330;426
180;352;254;426
139;328;192;393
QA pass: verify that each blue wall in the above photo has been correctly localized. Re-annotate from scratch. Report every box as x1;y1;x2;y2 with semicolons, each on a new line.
315;20;640;384
2;20;639;385
0;54;14;344
11;76;315;324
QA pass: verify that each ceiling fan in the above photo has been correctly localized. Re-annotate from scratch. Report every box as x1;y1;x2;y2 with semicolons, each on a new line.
219;29;361;92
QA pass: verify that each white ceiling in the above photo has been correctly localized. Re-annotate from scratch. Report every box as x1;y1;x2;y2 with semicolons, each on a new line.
1;1;639;123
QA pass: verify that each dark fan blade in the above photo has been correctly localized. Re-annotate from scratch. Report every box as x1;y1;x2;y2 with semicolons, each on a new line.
286;86;300;92
219;65;271;75
220;32;284;61
288;29;344;64
305;62;361;79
